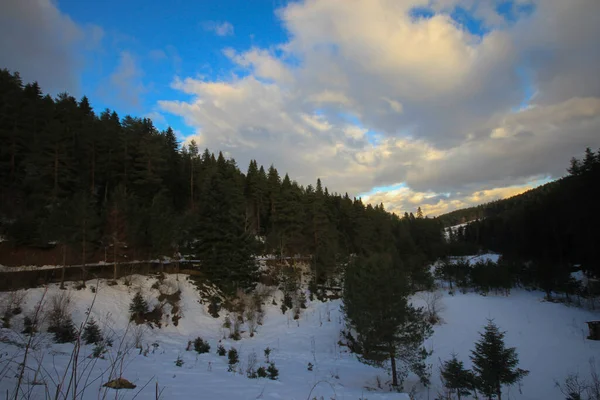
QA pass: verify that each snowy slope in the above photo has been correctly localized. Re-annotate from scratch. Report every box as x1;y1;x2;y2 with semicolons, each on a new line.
417;289;600;400
1;272;599;399
0;274;408;400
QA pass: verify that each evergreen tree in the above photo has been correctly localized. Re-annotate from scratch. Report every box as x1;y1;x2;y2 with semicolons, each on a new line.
104;183;130;280
343;253;432;389
192;163;258;294
308;178;337;287
129;292;148;322
82;317;103;345
70;191;101;286
470;320;529;400
50;316;77;343
245;160;264;235
440;353;475;400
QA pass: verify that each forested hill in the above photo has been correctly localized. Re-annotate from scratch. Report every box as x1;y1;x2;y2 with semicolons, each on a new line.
0;69;444;294
447;148;600;279
437;179;562;227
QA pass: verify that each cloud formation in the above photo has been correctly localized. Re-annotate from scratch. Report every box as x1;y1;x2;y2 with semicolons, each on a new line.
202;21;234;37
0;0;102;94
160;0;600;215
100;51;147;109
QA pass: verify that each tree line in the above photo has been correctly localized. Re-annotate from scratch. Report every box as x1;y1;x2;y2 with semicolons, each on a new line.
446;148;600;296
0;69;445;294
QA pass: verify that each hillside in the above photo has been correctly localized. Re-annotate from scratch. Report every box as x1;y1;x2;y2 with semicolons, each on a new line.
1;262;599;399
441;149;600;284
437;179;562;227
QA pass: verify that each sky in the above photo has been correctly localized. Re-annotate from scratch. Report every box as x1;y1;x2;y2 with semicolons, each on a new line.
1;0;599;217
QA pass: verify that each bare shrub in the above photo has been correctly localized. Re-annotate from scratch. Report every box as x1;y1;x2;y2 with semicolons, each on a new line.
417;291;445;325
230;313;242;340
556;359;600;400
47;290;73;330
130;324;147;351
1;290;27;328
246;351;258;378
246;308;257;337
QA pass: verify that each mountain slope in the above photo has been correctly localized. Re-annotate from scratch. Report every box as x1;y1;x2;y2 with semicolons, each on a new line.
1;271;598;399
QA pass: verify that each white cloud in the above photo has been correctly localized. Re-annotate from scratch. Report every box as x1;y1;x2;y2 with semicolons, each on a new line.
0;0;102;94
149;49;168;61
160;0;600;215
101;51;146;108
202;21;234;37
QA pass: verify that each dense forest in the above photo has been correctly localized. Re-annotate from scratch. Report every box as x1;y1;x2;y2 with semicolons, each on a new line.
437;181;562;227
0;69;444;294
447;148;600;290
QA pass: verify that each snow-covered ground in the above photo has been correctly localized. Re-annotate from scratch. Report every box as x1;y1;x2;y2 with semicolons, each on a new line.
444;223;469;240
1;271;599;399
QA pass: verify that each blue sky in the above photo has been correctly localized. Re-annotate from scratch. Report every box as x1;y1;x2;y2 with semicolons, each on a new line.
3;0;599;216
60;0;292;134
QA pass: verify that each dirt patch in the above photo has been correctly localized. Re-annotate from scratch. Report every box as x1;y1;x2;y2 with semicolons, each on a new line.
103;378;136;389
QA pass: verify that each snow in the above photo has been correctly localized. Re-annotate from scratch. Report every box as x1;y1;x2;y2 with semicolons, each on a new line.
416;289;600;400
571;270;590;287
456;253;501;264
444;223;469;239
0;274;408;400
1;269;599;399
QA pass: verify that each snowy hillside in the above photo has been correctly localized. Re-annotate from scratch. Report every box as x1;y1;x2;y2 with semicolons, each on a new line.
1;271;599;399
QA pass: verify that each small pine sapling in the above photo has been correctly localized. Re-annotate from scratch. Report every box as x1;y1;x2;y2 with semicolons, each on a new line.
217;344;227;356
264;347;271;363
129;292;148;323
228;348;239;372
257;366;268;378
308;362;314;371
440;354;475;400
470;320;529;400
208;297;220;318
193;337;210;354
22;316;37;335
92;343;107;358
50;316;77;343
82;317;103;344
267;362;279;380
175;354;184;367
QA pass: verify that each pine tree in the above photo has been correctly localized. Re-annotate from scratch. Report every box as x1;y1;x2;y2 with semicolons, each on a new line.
82;317;103;344
192;159;258;294
343;253;432;389
129;292;148;322
417;207;424;219
72;191;100;284
470;320;529;400
308;178;337;287
245;160;263;235
51;316;77;343
440;353;475;400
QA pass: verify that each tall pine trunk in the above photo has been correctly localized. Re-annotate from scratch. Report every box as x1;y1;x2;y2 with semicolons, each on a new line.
390;345;399;388
90;146;95;195
255;199;260;235
10;128;16;182
113;236;118;281
81;220;87;287
60;243;67;289
53;147;59;199
190;162;194;210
